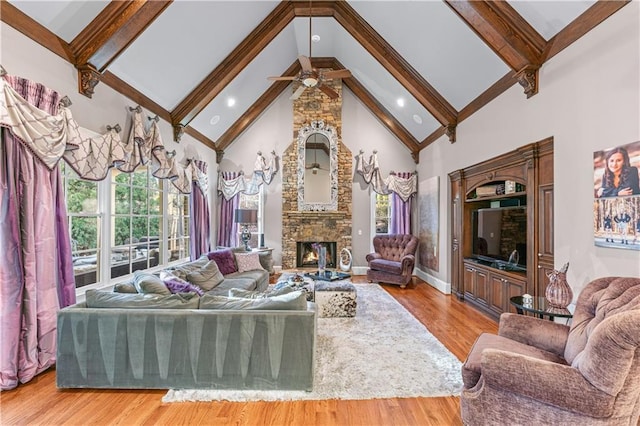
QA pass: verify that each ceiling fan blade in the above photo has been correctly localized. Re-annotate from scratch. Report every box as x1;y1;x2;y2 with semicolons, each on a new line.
323;69;352;79
268;76;296;81
318;84;339;99
290;85;306;100
298;55;313;72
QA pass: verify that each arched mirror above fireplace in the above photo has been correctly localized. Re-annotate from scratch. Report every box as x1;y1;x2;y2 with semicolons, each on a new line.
297;120;338;211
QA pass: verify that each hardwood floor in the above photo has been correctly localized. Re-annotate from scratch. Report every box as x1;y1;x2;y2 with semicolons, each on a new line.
0;275;498;426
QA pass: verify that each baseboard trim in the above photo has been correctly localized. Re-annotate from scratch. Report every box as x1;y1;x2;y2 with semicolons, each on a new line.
414;268;450;294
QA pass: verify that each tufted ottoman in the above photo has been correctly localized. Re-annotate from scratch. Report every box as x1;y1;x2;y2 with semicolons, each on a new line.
314;281;357;317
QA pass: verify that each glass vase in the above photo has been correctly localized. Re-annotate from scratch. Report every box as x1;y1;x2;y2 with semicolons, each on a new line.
545;266;573;309
317;246;327;275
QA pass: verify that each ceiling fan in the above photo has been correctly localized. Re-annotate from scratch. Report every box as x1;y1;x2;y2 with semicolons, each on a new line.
267;0;351;100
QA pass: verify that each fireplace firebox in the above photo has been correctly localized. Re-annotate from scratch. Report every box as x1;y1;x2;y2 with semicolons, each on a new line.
296;242;337;268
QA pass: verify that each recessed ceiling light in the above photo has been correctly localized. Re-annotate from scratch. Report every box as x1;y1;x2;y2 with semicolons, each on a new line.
312;34;320;42
209;115;220;125
227;97;236;107
412;114;422;124
396;98;405;107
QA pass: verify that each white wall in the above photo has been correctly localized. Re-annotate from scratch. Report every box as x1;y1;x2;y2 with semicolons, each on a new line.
418;2;640;297
1;23;218;248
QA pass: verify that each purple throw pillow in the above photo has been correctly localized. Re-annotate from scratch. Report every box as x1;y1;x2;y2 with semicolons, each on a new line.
163;277;204;296
206;248;238;275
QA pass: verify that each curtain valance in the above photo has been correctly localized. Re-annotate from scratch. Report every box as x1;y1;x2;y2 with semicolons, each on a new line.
217;151;279;200
0;77;208;195
355;150;417;201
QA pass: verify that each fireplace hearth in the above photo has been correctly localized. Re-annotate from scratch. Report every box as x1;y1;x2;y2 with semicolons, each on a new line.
297;242;337;268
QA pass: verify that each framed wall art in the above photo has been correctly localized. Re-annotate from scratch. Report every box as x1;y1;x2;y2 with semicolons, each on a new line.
593;140;640;250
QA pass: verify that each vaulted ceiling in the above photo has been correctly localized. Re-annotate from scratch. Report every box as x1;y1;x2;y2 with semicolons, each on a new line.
1;0;629;162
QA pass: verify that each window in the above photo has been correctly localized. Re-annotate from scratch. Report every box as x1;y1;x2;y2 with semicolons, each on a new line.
374;193;390;234
62;164;192;294
111;167;162;279
62;163;101;288
237;188;264;248
167;183;190;262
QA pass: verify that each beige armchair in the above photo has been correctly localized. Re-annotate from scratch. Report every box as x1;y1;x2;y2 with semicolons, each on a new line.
461;276;640;425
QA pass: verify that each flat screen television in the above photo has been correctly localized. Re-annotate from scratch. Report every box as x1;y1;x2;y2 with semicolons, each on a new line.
471;206;527;267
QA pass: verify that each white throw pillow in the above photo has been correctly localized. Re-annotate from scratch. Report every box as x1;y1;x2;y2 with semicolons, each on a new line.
234;252;265;273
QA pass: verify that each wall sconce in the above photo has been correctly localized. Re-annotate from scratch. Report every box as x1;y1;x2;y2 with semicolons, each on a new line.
235;209;258;251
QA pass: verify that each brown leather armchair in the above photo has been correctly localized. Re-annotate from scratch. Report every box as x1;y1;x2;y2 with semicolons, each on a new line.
461;276;640;425
365;234;418;288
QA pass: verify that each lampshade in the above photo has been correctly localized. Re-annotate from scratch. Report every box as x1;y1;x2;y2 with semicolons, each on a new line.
235;208;258;224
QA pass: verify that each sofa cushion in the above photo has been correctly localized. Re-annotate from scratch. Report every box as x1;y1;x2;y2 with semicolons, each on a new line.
234;252;264;273
186;260;224;291
160;272;204;296
462;332;567;388
208;276;258;296
163;256;209;280
113;282;138;293
369;258;403;275
222;269;269;291
207;248;238;275
229;285;294;299
85;289;199;309
199;290;307;311
133;271;170;295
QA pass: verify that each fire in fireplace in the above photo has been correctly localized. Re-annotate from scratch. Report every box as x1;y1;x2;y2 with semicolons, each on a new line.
296;242;337;268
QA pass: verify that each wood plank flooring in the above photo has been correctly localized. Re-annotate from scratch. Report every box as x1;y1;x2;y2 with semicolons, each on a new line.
0;275;498;426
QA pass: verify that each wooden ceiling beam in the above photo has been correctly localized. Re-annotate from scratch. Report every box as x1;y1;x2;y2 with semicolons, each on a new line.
446;0;545;99
71;1;172;70
171;1;296;134
332;1;458;141
543;0;630;61
215;61;302;153
71;1;172;98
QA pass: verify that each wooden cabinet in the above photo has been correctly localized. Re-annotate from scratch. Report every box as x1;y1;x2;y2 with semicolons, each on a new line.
450;171;463;298
450;138;554;319
464;260;526;317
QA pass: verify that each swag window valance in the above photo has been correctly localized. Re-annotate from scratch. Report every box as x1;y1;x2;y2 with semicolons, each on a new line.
0;76;207;195
217;151;278;200
355;150;417;201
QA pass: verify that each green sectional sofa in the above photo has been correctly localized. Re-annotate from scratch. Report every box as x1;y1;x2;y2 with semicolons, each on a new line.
56;250;317;390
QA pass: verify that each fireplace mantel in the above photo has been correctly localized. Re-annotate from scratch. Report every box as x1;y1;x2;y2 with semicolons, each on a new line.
283;211;347;219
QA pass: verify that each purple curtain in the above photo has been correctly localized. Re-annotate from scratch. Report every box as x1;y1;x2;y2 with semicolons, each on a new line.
0;75;75;390
216;172;239;248
189;160;211;260
390;172;413;235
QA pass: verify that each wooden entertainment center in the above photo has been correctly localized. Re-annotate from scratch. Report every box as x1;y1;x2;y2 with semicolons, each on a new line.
449;138;554;319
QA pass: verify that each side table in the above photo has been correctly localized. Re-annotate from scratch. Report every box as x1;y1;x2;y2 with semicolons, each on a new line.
509;296;573;321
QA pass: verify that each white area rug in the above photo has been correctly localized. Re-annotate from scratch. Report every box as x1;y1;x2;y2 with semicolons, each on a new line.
163;283;463;402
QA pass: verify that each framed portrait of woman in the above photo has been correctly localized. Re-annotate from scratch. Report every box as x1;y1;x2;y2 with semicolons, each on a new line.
593;140;640;251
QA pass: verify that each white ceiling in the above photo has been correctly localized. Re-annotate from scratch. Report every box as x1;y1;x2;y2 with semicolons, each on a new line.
8;0;597;147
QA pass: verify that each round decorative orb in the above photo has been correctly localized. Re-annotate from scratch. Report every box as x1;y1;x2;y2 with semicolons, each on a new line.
339;248;352;272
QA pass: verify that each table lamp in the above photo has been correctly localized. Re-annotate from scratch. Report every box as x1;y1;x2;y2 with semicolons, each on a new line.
235;208;258;251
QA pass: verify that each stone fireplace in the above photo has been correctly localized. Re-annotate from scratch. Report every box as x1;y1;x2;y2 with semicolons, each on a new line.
281;76;352;270
296;241;337;268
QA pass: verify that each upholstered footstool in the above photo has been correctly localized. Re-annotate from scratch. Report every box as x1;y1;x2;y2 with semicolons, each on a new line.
314;281;357;317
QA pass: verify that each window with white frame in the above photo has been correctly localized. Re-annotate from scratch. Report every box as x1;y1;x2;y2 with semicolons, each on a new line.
110;166;163;279
237;187;264;248
167;183;190;262
62;163;192;294
62;163;101;288
374;193;390;234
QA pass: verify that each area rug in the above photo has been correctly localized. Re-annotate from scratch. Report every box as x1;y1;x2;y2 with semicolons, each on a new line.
163;283;463;402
